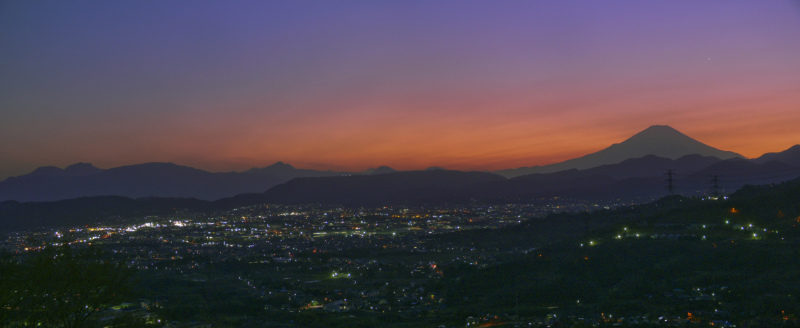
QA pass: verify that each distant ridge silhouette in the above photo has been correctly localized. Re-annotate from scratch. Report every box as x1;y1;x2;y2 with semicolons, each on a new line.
363;166;398;175
258;150;800;205
0;162;349;202
496;125;743;178
3;126;797;203
753;144;800;166
2;149;800;231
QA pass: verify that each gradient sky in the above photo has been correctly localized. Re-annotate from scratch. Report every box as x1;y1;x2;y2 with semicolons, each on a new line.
2;1;800;180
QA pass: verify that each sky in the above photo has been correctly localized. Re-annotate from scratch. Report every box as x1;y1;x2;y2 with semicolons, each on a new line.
2;1;800;180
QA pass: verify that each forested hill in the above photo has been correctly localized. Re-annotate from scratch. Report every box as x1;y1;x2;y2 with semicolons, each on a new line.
426;176;800;321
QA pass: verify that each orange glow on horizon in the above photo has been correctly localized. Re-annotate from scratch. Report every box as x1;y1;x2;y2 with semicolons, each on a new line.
22;81;800;175
2;1;800;181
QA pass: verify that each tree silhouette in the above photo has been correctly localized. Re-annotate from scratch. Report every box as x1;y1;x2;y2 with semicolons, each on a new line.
0;246;134;328
0;250;23;327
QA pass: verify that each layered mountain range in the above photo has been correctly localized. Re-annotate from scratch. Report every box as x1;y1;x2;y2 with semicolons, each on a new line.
0;161;383;202
2;125;799;205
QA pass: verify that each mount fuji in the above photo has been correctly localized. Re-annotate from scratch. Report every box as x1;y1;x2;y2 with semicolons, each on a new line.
496;125;743;178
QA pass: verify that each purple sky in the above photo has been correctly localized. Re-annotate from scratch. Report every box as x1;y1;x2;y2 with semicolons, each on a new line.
2;1;800;179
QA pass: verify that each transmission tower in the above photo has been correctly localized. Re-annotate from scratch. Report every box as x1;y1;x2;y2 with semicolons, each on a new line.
665;169;675;196
710;175;721;198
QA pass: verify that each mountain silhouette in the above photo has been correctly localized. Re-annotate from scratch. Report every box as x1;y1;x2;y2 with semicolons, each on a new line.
753;145;800;166
245;161;345;179
3;151;800;230
496;125;743;178
28;163;104;177
362;166;398;175
0;162;348;202
685;158;800;192
253;153;745;205
3;125;796;204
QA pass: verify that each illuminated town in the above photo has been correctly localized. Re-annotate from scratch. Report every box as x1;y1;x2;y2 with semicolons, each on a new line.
3;192;797;327
3;1;799;327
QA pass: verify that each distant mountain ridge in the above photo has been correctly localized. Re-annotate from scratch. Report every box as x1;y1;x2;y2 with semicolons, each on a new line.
495;125;743;178
28;162;104;177
0;162;352;202
753;145;800;166
4;152;800;233
362;166;399;175
3;148;800;232
258;153;800;205
2;125;797;204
